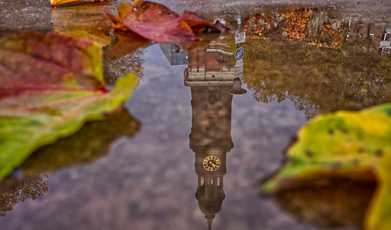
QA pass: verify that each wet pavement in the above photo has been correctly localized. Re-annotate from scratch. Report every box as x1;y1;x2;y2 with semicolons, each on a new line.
1;0;391;31
0;1;391;230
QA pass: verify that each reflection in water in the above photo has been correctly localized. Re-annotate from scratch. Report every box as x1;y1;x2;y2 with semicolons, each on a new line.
104;32;147;85
240;7;391;118
380;29;391;55
184;37;246;230
274;179;375;228
240;7;391;228
22;109;140;176
0;175;48;216
189;84;232;230
0;109;140;215
242;7;391;51
161;43;188;66
244;36;391;118
1;5;390;229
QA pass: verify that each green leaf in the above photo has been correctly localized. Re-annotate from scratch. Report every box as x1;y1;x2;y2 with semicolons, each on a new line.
22;109;140;176
0;32;139;180
262;104;391;230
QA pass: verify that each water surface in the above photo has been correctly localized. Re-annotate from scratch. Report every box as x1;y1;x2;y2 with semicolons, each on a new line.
0;2;391;230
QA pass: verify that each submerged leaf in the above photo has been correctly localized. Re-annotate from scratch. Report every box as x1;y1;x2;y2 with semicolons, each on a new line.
106;1;227;43
0;32;139;180
262;104;391;230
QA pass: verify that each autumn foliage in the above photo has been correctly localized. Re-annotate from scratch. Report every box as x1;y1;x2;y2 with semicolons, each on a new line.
50;0;109;7
106;1;227;43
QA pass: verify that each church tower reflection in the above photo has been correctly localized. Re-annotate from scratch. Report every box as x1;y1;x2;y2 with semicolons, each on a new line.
185;37;246;230
189;85;232;230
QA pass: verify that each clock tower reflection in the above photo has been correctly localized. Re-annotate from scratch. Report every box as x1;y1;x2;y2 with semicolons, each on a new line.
185;37;246;230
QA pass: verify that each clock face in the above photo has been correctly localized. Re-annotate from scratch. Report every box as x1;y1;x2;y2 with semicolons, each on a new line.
202;155;221;172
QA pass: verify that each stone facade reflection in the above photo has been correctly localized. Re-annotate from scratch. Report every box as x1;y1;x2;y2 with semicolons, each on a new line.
185;37;245;230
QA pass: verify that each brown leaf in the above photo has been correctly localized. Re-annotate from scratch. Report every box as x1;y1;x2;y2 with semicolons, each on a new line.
50;0;109;7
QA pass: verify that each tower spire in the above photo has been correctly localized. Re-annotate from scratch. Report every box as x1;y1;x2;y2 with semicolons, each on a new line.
206;215;214;230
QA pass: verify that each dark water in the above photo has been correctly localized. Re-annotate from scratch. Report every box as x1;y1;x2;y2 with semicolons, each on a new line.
0;1;391;230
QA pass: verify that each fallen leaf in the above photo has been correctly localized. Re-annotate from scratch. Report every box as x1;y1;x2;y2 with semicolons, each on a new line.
262;104;391;230
0;32;139;180
282;9;313;41
106;1;227;43
50;0;109;7
0;102;140;217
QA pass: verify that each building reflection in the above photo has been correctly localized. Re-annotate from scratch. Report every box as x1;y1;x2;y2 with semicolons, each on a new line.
184;37;246;230
189;84;231;230
242;7;391;53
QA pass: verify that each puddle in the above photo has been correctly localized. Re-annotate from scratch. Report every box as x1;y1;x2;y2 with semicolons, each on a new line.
0;1;391;230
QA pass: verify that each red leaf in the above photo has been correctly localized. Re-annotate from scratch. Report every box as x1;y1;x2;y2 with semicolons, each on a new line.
0;32;140;181
0;32;105;99
106;1;227;43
